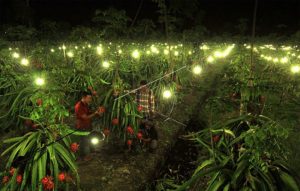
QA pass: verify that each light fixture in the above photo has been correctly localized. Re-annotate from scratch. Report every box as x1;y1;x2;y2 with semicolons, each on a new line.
280;57;288;64
291;65;300;73
163;49;169;55
207;56;214;63
132;50;140;59
91;137;99;145
20;58;29;66
97;46;103;55
12;52;20;58
192;65;202;75
35;77;45;86
163;90;172;99
214;51;223;58
67;51;74;58
102;61;110;68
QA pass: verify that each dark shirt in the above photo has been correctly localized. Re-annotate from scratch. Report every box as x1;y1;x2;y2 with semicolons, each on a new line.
140;124;158;140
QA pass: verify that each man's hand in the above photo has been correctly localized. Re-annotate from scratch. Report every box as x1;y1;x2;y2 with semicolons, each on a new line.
94;110;102;116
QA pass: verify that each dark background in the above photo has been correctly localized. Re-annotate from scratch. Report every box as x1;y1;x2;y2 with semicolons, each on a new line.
0;0;299;36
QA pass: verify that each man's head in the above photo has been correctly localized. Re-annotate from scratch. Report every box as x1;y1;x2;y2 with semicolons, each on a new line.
81;91;93;104
144;119;154;129
140;80;148;92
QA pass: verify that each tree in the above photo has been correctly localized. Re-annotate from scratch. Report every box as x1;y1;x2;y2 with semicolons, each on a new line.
92;8;131;39
130;19;157;39
235;18;249;36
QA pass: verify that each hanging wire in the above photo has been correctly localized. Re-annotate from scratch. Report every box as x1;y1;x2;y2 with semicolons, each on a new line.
114;65;187;100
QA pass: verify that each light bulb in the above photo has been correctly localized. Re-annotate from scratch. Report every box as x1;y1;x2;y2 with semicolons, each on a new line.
163;90;172;99
35;77;45;86
20;58;29;66
193;65;202;75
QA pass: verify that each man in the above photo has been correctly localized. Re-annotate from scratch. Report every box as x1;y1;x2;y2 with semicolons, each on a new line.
140;119;158;152
74;91;101;161
135;80;155;119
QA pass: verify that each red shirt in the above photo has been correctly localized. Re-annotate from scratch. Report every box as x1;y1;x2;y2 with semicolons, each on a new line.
75;101;92;129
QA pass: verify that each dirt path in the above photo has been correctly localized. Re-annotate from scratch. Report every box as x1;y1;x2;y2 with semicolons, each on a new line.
75;90;200;191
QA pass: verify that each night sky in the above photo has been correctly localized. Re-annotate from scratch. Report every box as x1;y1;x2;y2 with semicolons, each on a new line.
0;0;299;35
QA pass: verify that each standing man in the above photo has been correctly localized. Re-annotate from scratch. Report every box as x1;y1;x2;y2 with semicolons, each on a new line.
135;80;156;120
75;91;101;161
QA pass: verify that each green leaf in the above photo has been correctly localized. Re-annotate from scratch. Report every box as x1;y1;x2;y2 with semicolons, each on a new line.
64;128;90;136
206;175;226;191
32;160;38;191
2;136;26;144
193;159;215;176
232;159;249;187
279;170;300;191
223;184;230;191
175;165;224;191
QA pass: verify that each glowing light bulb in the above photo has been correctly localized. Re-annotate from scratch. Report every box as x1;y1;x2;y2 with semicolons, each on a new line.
91;137;99;145
291;65;300;73
88;44;91;48
282;46;292;51
20;58;29;66
200;45;209;50
174;51;179;56
214;51;223;58
164;49;169;55
188;51;192;55
102;61;110;68
151;46;159;53
146;50;151;55
67;51;74;58
50;49;55;52
163;90;172;99
62;45;66;50
75;46;78;49
132;50;140;59
192;65;202;75
207;56;214;63
97;46;103;55
118;49;122;54
280;57;288;63
12;52;20;58
266;56;272;61
35;77;45;86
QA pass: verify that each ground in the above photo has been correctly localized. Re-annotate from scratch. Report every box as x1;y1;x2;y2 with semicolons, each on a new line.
74;89;199;191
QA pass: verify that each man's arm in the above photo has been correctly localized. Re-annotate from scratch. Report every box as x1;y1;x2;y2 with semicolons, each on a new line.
80;111;100;120
76;105;101;120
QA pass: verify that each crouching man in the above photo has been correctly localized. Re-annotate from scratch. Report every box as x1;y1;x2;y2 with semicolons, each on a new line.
140;119;158;152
